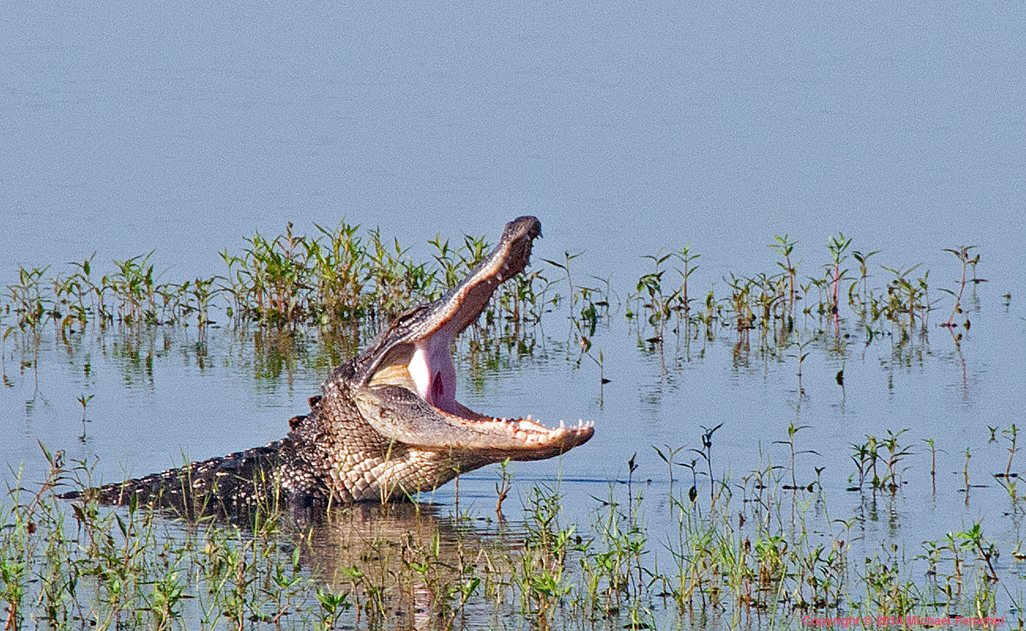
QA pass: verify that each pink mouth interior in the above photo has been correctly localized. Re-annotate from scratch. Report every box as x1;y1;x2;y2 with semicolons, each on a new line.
397;321;594;440
408;326;459;415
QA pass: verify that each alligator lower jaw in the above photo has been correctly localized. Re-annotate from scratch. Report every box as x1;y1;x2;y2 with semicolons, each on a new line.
358;325;595;456
369;325;595;450
362;355;595;456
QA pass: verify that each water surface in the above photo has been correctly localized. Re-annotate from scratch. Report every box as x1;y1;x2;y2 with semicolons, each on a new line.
3;0;1026;626
2;1;1024;286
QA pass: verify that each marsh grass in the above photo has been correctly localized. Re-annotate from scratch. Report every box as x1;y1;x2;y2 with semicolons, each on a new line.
2;223;999;396
1;224;975;349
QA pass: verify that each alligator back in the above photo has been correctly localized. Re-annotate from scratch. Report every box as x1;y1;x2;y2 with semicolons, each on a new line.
60;397;336;520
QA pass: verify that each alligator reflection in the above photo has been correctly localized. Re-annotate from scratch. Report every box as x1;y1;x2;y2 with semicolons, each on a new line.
302;502;518;629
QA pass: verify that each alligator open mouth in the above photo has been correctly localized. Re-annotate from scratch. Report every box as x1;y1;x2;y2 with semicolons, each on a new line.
352;216;594;458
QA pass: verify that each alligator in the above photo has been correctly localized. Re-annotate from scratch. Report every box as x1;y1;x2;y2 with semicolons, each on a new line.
61;216;593;516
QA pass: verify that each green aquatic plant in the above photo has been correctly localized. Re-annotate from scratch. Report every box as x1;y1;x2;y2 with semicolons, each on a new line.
848;435;878;492
922;438;942;494
635;250;679;336
314;586;351;629
106;251;159;325
825;232;853;319
2;226;997;366
994;424;1020;498
723;273;754;335
541;250;585;310
775;421;816;493
307;220;367;324
860;543;920;617
880;429;913;492
963;446;973;505
219;221;506;329
941;245;985;330
790;338;812;396
1;421;1018;630
494;458;513;520
881;263;929;334
849;248;881;319
693;423;723;507
365;226;434;320
848;430;912;493
76;393;93;442
516;484;576;624
673;244;700;319
183;276;223;327
770;234;799;318
4;266;51;330
577;458;649;621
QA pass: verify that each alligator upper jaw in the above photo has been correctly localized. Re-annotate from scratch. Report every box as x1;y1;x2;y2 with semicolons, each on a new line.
354;216;542;387
356;216;594;457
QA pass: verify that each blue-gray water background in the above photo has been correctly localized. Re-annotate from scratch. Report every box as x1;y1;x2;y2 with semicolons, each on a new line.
4;1;1024;286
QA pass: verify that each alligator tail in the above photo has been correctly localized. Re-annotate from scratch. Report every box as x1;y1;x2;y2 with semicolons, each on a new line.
60;435;331;520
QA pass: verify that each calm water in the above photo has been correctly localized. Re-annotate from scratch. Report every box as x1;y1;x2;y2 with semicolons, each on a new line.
3;0;1026;625
2;1;1024;287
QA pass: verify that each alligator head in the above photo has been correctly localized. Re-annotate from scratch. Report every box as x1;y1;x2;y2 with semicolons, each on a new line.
68;216;593;512
304;215;594;502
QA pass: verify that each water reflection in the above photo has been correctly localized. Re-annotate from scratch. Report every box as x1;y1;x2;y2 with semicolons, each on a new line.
304;502;515;629
1;303;1024;628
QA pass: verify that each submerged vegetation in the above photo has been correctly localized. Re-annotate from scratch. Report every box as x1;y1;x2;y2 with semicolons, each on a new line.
2;222;1021;629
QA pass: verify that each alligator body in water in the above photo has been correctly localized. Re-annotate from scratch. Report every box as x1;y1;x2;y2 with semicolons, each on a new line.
62;217;593;515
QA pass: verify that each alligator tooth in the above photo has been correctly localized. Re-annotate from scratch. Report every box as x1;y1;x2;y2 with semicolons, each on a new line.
559;419;565;429
526;414;532;421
